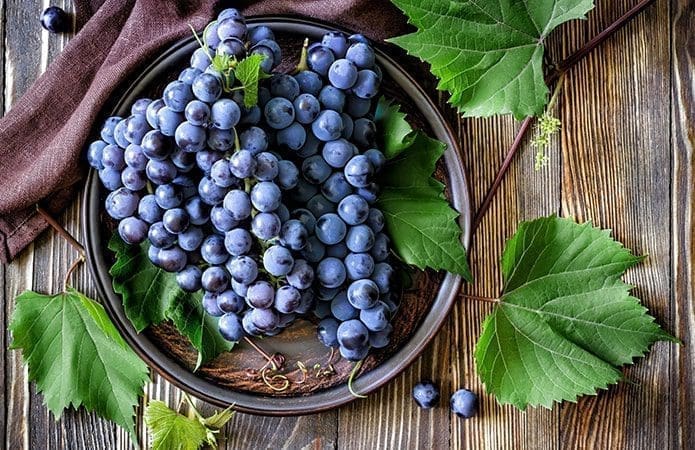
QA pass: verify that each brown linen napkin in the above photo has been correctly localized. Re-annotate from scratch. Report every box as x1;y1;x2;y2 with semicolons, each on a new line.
0;0;408;263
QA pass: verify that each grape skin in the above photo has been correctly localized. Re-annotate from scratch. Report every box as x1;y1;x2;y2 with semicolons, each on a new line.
89;16;397;353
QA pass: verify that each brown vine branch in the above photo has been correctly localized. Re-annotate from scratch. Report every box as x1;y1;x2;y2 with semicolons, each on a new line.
243;336;284;370
63;255;85;292
472;116;534;234
36;204;85;257
550;0;657;83
472;0;656;234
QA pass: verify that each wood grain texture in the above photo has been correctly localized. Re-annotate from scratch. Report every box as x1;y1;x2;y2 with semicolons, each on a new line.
671;0;694;448
1;0;692;449
559;2;674;448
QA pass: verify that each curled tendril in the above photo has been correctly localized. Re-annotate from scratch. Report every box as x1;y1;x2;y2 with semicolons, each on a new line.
347;360;367;398
271;353;286;369
294;361;308;384
261;367;290;392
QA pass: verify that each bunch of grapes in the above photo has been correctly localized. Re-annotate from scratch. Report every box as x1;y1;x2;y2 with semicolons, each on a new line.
87;8;397;362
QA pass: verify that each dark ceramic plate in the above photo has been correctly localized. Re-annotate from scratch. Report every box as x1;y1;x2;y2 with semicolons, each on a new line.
82;16;471;415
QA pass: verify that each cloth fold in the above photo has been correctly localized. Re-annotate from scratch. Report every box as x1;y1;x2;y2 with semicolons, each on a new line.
0;0;408;263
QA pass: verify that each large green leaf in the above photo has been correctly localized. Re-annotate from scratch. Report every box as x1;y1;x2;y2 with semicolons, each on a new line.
388;0;594;119
108;235;232;368
9;288;149;438
375;98;472;281
475;216;677;409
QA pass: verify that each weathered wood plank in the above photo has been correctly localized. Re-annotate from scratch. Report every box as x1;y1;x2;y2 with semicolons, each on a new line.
220;411;337;449
4;247;33;450
336;317;450;450
3;0;45;448
558;0;674;448
671;0;694;448
453;106;561;448
0;0;7;445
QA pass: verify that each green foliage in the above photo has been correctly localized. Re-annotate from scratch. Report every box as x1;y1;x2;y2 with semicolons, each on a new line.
109;235;232;369
9;288;149;438
475;216;677;409
388;0;594;119
374;98;415;158
145;398;234;450
531;114;562;170
234;53;272;107
375;98;472;281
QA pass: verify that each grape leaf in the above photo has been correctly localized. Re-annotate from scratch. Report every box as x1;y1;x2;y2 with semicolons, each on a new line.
9;288;149;438
145;399;234;450
374;98;415;158
109;235;232;368
165;290;233;370
375;98;472;281
145;400;209;450
475;215;677;409
235;53;271;108
388;0;594;119
109;235;178;332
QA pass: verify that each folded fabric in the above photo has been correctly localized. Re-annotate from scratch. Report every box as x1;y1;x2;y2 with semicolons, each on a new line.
0;0;407;263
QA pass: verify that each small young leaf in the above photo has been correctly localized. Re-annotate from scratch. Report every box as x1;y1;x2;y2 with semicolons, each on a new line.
9;288;149;438
109;234;232;368
388;0;594;119
375;97;471;281
202;404;235;429
145;400;209;450
475;215;677;409
235;53;271;108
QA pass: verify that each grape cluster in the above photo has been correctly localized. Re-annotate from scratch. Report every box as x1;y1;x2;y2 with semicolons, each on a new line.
87;9;396;362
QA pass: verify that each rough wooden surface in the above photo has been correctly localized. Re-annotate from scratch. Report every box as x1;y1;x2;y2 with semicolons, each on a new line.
1;0;693;449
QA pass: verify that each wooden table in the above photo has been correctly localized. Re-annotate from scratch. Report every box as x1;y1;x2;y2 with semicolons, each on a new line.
1;0;693;448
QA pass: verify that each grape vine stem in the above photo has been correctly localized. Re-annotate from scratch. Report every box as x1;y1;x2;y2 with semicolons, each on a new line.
36;204;85;257
243;336;280;369
472;0;656;234
63;255;85;293
458;293;500;304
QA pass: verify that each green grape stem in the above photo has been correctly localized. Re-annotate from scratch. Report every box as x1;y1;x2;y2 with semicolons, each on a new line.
294;38;310;73
188;24;213;62
347;360;367;398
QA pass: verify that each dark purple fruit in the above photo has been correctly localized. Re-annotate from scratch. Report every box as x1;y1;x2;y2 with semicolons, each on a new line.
40;6;70;33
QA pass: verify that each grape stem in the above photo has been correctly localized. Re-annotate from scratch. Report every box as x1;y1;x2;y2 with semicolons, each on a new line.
243;336;281;370
458;293;500;304
36;204;86;257
188;23;213;62
62;255;85;293
472;0;657;234
347;360;367;398
233;127;241;152
294;38;310;73
181;391;202;420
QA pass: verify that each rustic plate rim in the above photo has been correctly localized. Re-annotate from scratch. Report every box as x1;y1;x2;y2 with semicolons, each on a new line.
82;15;472;416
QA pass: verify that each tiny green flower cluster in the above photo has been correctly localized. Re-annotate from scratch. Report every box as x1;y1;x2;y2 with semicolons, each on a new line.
531;114;561;170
